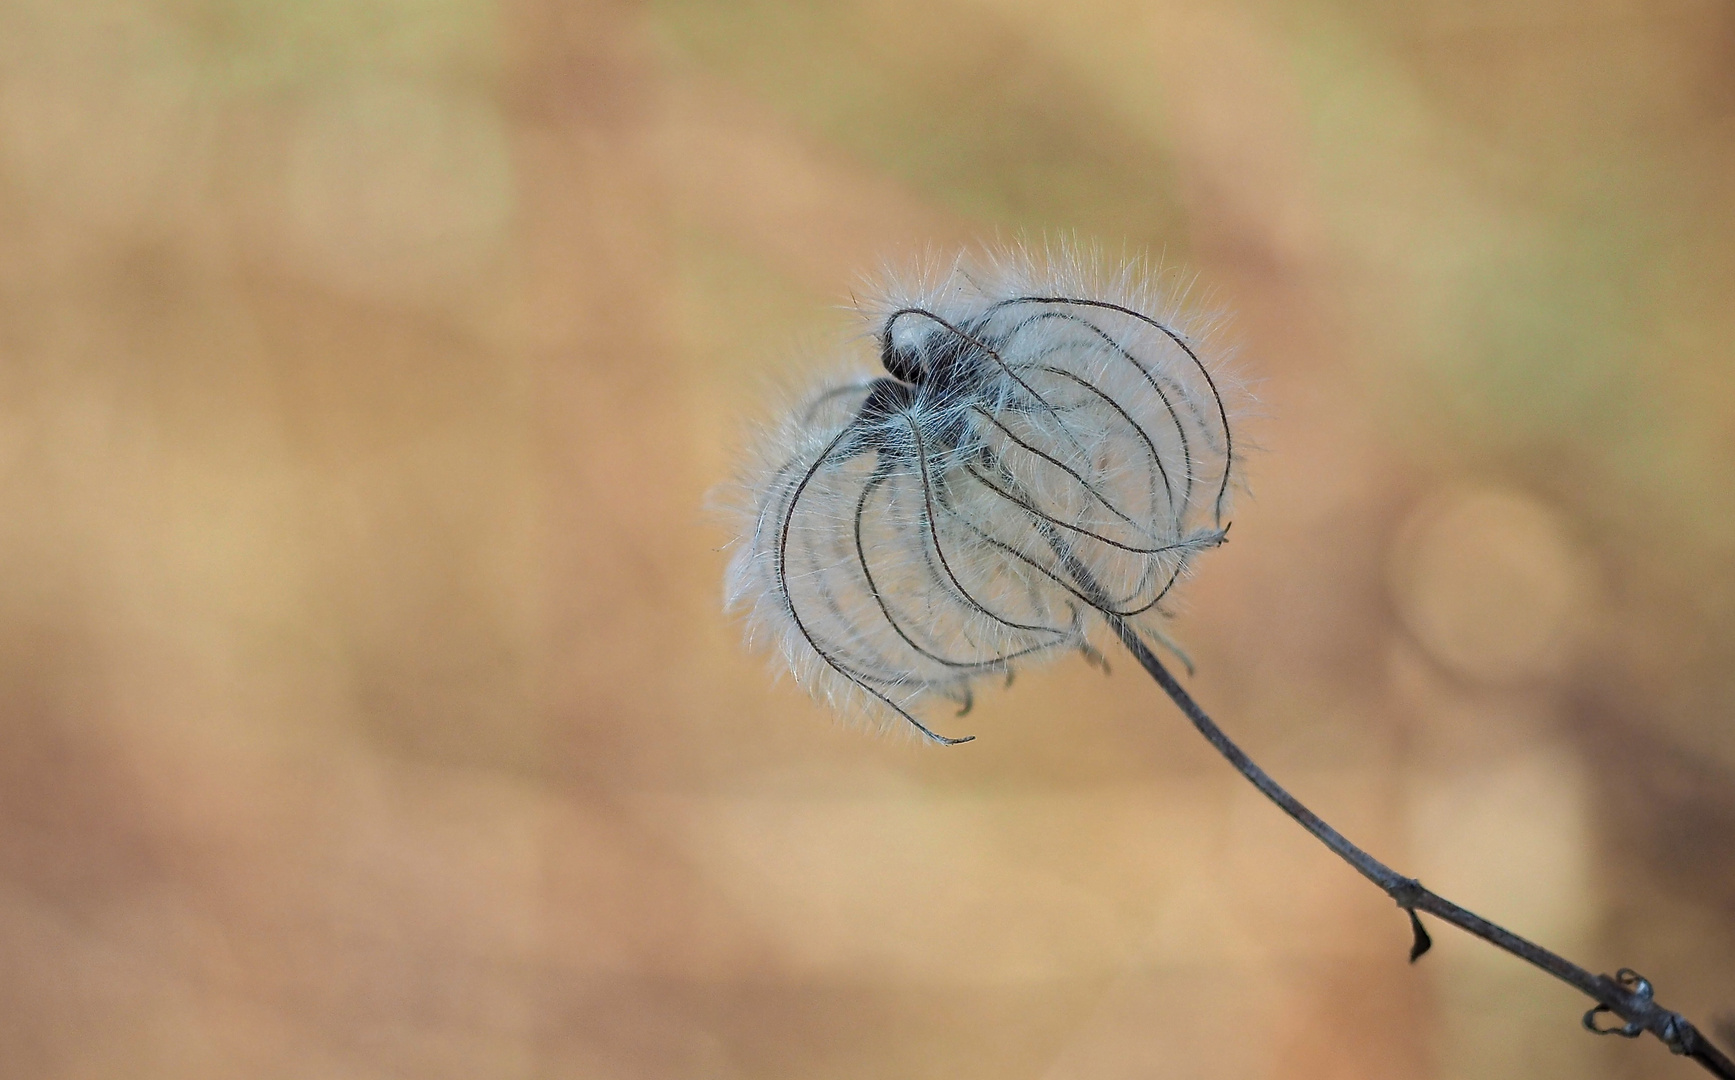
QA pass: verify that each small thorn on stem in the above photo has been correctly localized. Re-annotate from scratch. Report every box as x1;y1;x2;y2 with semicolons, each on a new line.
1408;909;1433;963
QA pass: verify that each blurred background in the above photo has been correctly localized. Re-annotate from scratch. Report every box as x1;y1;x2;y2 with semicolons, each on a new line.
0;0;1731;1077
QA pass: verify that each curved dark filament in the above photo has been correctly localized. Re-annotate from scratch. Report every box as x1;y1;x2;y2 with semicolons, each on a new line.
1009;360;1172;535
882;306;1092;464
853;466;1060;671
765;398;1052;693
922;454;1087;635
791;518;971;711
787;482;933;688
966;403;1153;535
906;414;1070;636
935;457;1194;620
751;381;882;551
940;453;1090;648
994;307;1210;516
983;295;1226;445
963;463;1218;557
941;483;1182;620
799;462;994;689
993;308;1190;517
800;379;877;425
984;295;1235;524
969;361;1176;607
774;425;973;744
801;470;1055;702
922;467;1094;649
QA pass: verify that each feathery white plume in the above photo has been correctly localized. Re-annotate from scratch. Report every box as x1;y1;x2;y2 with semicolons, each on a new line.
722;243;1239;743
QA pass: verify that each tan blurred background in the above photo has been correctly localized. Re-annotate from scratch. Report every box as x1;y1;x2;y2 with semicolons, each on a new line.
1;0;1732;1077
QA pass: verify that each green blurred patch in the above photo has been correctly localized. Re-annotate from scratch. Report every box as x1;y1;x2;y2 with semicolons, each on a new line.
156;0;501;87
1285;0;1735;771
649;0;1189;251
1428;218;1647;442
1280;3;1665;456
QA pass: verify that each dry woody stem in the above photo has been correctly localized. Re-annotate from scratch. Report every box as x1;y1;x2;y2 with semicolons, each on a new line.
1107;617;1735;1078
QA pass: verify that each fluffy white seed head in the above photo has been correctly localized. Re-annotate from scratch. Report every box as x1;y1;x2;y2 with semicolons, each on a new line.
722;243;1241;744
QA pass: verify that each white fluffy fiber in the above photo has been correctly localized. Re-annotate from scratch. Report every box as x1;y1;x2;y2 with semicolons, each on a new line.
722;242;1242;743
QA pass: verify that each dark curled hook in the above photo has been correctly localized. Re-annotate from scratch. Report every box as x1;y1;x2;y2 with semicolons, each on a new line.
1584;969;1655;1039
